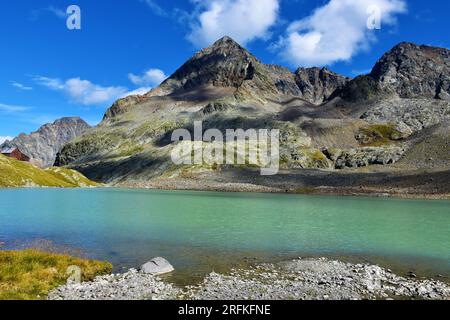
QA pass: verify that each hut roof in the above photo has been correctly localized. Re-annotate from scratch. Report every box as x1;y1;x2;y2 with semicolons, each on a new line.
0;147;17;154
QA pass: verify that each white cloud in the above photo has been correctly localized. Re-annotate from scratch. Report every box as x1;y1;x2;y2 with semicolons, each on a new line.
187;0;280;47
47;6;66;19
31;6;66;21
128;68;167;87
65;78;127;105
281;0;407;67
122;87;153;98
0;103;32;113
0;136;13;144
141;0;168;17
11;81;33;91
33;76;64;90
34;76;128;106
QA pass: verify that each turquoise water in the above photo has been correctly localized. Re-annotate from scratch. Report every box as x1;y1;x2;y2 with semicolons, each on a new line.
0;188;449;282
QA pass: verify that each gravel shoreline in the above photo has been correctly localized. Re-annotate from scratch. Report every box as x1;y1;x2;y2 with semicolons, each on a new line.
117;167;450;200
49;258;450;300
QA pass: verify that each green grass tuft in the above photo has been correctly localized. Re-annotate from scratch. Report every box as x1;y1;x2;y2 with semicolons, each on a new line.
0;250;112;300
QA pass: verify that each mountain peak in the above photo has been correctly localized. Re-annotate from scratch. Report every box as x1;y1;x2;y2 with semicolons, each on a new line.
211;36;241;48
375;42;449;64
53;117;85;125
144;37;350;104
158;36;260;93
370;42;450;99
194;35;254;61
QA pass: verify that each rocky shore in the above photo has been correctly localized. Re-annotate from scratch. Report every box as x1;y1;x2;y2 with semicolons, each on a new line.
49;269;180;300
119;166;450;200
49;258;450;300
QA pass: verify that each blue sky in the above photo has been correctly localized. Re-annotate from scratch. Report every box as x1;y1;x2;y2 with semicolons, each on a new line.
0;0;449;140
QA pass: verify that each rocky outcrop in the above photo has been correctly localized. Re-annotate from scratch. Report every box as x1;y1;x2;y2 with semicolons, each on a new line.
338;42;450;103
361;98;450;133
323;146;406;169
334;75;382;102
201;101;235;115
370;42;450;99
1;117;91;168
295;67;350;104
103;95;146;121
266;64;302;96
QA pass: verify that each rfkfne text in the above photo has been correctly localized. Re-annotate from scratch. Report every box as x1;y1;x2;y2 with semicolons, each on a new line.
178;304;271;318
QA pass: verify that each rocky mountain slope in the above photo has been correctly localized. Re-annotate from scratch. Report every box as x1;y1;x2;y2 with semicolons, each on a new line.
154;37;349;105
295;67;350;104
0;154;98;188
1;117;90;168
54;37;449;197
371;42;450;100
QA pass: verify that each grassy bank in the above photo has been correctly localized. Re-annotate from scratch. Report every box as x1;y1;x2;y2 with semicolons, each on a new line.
0;154;98;188
0;250;112;300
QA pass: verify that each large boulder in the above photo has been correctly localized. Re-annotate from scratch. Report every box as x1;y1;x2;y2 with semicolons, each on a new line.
140;257;174;275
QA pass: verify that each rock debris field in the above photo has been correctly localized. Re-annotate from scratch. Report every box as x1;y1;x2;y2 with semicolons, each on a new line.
49;258;450;300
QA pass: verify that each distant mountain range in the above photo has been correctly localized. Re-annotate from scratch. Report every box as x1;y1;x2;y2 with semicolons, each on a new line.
1;117;90;168
46;37;450;197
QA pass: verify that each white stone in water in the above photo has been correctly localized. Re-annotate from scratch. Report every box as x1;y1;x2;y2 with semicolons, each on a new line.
140;257;174;275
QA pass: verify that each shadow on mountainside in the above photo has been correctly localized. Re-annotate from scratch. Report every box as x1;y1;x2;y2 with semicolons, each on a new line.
211;167;450;195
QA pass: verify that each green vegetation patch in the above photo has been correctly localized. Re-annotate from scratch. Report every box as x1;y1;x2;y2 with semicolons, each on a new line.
302;149;332;169
358;124;403;146
0;154;98;188
0;250;112;300
45;167;99;187
116;144;145;158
